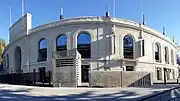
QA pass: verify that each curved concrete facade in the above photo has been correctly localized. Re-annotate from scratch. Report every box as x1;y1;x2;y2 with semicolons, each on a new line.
2;13;179;81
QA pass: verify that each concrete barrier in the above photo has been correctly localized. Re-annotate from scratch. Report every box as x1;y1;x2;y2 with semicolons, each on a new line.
90;71;152;88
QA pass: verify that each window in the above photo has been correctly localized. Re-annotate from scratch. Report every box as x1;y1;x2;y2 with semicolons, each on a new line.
155;43;160;62
123;35;134;59
77;32;91;58
38;39;47;62
164;46;169;64
56;34;67;51
142;40;145;56
171;50;174;65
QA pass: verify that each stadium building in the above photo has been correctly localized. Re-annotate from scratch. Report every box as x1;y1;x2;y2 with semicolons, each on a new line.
2;12;179;87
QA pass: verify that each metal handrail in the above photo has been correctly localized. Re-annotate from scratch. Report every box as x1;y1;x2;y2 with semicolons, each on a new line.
138;86;180;101
168;97;180;101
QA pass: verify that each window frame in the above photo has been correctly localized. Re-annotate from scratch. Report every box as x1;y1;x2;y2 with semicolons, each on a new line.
38;38;47;62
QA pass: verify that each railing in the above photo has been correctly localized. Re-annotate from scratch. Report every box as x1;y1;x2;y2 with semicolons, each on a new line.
138;86;180;101
168;97;180;101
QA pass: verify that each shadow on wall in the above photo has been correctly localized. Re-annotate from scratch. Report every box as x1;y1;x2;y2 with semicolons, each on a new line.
90;35;123;70
90;29;142;70
0;87;159;101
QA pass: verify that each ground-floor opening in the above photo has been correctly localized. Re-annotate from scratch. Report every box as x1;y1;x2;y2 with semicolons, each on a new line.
156;67;162;80
38;67;46;83
81;65;89;83
163;68;175;80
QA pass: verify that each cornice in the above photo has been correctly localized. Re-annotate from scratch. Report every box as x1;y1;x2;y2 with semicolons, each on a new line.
29;16;176;47
4;16;177;54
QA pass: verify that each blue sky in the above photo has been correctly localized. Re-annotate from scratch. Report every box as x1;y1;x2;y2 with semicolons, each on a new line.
0;0;180;44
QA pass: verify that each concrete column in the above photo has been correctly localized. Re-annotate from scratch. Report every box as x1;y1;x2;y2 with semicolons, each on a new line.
119;35;123;59
122;65;126;71
161;46;165;64
162;68;165;80
67;33;71;50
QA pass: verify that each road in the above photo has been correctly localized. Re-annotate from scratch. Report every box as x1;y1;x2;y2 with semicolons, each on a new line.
0;84;179;101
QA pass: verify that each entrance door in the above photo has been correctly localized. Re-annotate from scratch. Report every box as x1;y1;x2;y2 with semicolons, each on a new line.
157;68;161;80
81;65;89;82
38;67;46;83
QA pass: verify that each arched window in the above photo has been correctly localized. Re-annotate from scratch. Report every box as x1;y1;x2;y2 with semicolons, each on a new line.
155;43;161;62
38;38;47;62
123;35;134;59
77;32;91;58
164;46;169;64
171;50;174;65
6;54;9;69
56;34;67;51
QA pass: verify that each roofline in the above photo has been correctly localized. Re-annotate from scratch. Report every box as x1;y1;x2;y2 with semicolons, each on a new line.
4;16;177;54
29;16;176;47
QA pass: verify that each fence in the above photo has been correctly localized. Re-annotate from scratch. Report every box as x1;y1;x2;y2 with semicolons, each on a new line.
0;71;52;87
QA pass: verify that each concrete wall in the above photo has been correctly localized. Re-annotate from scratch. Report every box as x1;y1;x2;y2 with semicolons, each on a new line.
90;71;152;87
52;66;77;87
9;13;32;44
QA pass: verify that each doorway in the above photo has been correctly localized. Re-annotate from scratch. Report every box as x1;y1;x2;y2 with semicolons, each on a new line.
38;67;46;83
14;46;22;73
157;68;162;80
81;65;90;83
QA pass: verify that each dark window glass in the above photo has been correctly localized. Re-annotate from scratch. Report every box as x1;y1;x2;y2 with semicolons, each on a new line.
142;40;145;56
123;35;133;59
177;55;180;65
77;33;91;58
126;66;134;71
155;43;160;62
56;34;67;51
38;39;47;62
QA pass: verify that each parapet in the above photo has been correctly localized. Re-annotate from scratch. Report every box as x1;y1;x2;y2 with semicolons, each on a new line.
9;13;32;43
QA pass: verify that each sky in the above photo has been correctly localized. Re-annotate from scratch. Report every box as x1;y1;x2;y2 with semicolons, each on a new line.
0;0;180;44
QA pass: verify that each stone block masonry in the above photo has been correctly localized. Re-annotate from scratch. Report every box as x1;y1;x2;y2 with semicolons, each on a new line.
89;71;152;88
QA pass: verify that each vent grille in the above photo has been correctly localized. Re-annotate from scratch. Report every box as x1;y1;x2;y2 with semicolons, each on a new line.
56;58;75;67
